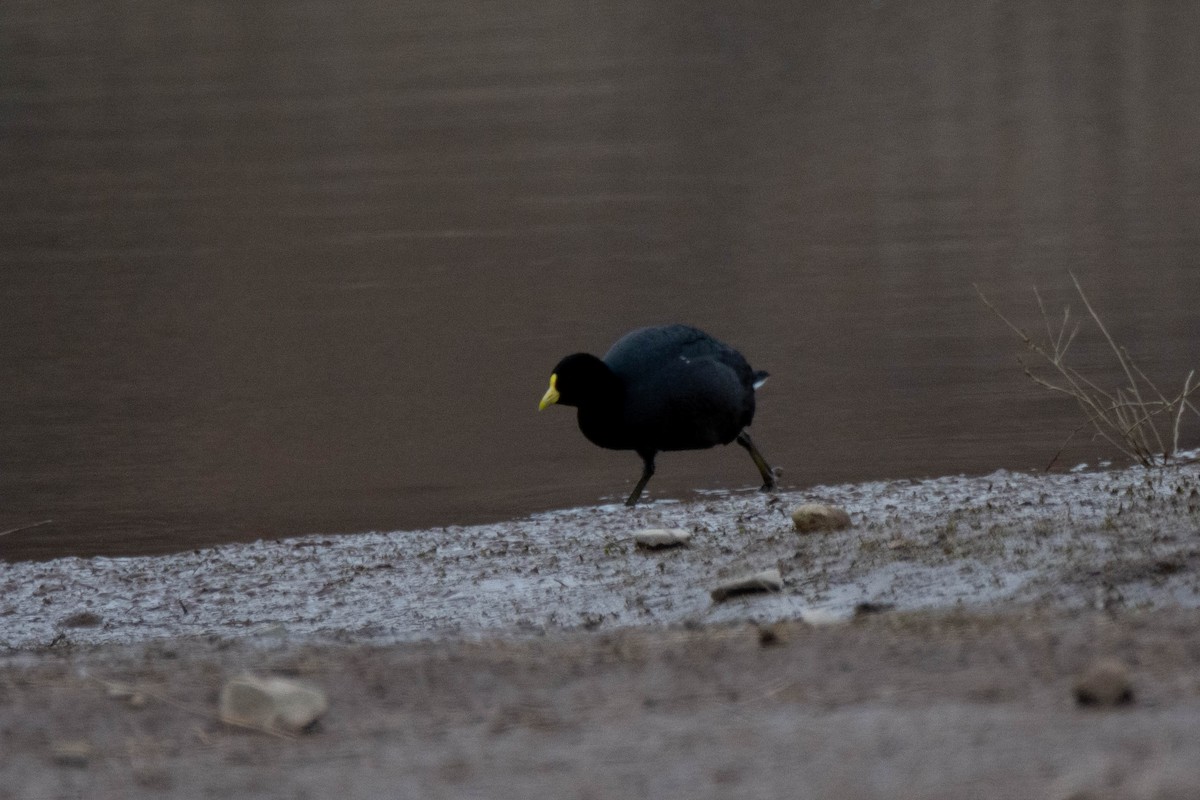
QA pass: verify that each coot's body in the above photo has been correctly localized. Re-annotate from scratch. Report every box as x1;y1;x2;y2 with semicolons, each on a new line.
539;324;777;505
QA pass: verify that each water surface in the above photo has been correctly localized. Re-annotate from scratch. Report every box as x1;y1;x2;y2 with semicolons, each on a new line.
3;1;1200;559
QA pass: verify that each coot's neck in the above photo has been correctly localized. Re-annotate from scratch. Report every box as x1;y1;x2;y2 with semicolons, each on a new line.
575;366;626;450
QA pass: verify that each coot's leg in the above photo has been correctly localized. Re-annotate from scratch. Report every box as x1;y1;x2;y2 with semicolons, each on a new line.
625;451;656;506
736;431;778;491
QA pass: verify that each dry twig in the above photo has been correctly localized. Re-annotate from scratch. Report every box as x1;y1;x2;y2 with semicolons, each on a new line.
976;274;1200;467
0;520;53;538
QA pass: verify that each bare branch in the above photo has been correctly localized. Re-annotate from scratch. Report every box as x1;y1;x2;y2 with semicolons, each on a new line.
980;277;1198;468
0;520;53;538
1174;371;1195;457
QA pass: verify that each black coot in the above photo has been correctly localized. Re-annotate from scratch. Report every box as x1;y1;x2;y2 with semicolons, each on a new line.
538;324;778;506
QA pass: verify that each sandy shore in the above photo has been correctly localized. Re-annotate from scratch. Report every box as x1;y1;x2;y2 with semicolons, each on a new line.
3;461;1200;797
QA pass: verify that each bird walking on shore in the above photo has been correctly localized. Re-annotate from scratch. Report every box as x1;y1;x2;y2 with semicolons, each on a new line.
538;324;778;506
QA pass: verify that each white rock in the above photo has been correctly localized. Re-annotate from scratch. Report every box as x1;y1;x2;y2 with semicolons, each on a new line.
710;568;783;602
633;528;692;549
219;674;328;733
1074;659;1134;707
791;503;852;533
801;608;853;626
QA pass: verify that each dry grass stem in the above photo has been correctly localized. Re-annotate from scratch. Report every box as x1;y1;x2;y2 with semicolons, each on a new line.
0;519;53;538
976;274;1200;467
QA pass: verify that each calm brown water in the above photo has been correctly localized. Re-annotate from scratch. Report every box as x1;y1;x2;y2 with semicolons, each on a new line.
3;1;1200;560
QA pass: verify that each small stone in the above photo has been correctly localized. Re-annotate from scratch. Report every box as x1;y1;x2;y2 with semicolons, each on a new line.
1074;659;1134;707
755;623;784;647
853;601;894;617
219;674;328;733
105;681;148;708
710;568;783;602
60;611;103;628
801;608;852;626
791;504;852;533
633;528;692;549
50;740;93;767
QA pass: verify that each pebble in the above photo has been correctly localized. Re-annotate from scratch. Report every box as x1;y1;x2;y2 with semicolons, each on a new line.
1074;658;1134;707
755;622;784;646
105;681;148;708
59;611;103;628
853;601;894;617
50;740;93;767
710;568;783;602
219;674;329;733
801;608;853;626
633;528;692;549
791;504;852;533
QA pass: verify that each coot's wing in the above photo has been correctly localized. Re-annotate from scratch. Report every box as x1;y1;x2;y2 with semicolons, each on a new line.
619;348;757;451
604;325;757;390
670;356;756;449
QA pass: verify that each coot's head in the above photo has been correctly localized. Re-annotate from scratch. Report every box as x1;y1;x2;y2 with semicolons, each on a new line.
538;353;617;410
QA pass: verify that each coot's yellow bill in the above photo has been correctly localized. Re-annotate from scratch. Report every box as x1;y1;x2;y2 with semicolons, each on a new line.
538;373;560;411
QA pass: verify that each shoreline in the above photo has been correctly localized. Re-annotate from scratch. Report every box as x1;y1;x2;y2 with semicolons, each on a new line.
5;461;1200;797
4;460;1199;652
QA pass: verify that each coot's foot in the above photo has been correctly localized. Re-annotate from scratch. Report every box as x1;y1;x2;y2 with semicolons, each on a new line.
759;466;781;492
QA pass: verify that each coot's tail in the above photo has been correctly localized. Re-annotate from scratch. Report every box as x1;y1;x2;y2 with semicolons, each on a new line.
752;370;769;390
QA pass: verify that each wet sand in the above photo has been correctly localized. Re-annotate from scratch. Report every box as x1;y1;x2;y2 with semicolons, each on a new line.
3;460;1200;797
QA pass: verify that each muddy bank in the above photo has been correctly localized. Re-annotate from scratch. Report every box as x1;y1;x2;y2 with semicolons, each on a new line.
4;461;1200;651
